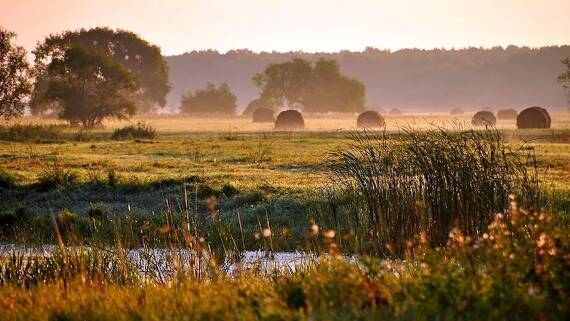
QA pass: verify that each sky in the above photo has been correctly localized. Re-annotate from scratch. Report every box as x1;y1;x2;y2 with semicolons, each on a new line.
1;0;569;56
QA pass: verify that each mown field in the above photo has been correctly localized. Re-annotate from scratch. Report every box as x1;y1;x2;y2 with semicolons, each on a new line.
1;114;570;320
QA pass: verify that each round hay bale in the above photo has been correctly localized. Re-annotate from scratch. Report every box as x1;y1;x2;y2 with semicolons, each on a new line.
450;108;464;115
389;108;402;115
252;108;275;123
497;109;518;120
274;110;305;130
357;110;385;129
472;111;496;126
516;106;551;129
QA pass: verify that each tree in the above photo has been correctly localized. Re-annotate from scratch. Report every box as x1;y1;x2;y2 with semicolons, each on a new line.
304;59;365;113
253;58;313;109
179;83;237;115
0;28;31;120
253;58;365;113
39;46;139;128
32;27;170;114
560;57;570;105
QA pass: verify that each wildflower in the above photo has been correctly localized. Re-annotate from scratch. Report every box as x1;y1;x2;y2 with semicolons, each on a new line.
254;232;260;240
528;287;537;296
262;228;272;238
310;224;319;236
420;232;428;245
537;233;547;248
548;248;557;256
323;230;336;239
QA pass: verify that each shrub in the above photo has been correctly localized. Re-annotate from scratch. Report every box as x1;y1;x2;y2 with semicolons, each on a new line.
111;121;157;140
517;106;551;129
274;110;305;130
357;111;385;129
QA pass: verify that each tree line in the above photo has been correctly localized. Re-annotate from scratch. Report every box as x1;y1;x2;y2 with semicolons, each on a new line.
2;26;570;128
168;46;570;112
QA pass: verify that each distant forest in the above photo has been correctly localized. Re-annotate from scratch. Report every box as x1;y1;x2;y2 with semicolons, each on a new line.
166;46;570;113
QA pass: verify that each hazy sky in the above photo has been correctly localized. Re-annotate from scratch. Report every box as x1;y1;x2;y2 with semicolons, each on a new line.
1;0;569;55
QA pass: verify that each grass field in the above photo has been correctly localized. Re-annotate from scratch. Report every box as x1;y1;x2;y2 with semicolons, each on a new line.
1;114;570;320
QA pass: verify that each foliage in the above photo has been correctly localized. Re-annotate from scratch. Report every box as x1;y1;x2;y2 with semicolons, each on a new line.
167;46;570;111
0;27;32;120
179;82;237;115
39;46;139;127
0;209;568;320
32;27;170;114
559;57;570;105
253;58;366;113
111;121;157;140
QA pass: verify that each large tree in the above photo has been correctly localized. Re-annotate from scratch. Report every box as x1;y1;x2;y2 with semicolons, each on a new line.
253;58;365;113
179;83;237;115
0;28;31;120
32;27;170;114
39;46;139;128
560;57;570;104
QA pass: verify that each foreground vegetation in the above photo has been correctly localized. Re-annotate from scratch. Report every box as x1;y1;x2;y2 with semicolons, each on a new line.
1;117;570;320
0;207;568;320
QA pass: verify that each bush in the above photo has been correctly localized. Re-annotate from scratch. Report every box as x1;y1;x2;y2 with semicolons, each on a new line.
111;122;157;140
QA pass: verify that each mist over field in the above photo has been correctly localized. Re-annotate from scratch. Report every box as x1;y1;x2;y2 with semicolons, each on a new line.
167;46;570;112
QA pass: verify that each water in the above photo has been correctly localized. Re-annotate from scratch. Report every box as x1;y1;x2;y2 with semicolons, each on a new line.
0;244;317;279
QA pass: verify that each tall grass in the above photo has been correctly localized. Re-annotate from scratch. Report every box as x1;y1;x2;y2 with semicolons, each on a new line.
111;122;157;140
327;126;540;254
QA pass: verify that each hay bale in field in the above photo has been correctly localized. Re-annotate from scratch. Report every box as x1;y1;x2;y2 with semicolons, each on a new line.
516;106;551;129
497;109;518;120
357;111;385;129
472;111;496;126
450;108;464;115
252;108;275;123
389;108;402;115
274;110;305;130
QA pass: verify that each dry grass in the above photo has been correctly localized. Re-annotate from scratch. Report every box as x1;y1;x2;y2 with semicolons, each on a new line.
6;112;570;133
